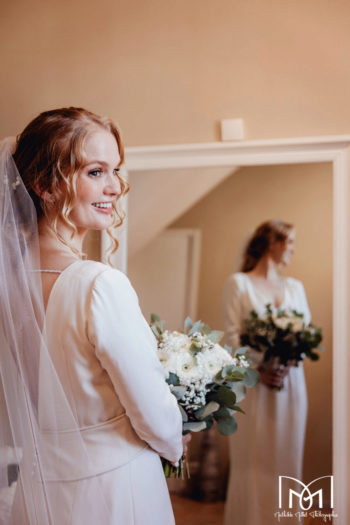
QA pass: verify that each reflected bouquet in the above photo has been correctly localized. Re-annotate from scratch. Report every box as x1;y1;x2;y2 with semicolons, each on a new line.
240;305;323;375
150;314;259;478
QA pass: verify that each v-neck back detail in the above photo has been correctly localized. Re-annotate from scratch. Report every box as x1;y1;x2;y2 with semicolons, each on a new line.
44;260;84;314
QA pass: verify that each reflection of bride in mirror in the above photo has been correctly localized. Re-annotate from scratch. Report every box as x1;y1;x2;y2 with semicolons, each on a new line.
223;220;310;525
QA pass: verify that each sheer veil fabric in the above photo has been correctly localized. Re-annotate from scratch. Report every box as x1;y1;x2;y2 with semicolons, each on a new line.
0;138;111;524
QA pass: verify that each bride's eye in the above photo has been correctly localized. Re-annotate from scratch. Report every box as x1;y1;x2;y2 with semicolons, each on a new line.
113;168;120;176
89;169;102;177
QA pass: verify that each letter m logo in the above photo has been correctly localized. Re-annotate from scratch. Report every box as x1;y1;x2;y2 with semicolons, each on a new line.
278;476;333;511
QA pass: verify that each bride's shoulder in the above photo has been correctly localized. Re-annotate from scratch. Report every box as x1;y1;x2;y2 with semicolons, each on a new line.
67;260;132;293
224;272;249;291
284;276;305;292
77;260;136;299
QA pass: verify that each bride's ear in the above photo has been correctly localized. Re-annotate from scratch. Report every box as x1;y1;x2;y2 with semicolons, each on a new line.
34;183;55;204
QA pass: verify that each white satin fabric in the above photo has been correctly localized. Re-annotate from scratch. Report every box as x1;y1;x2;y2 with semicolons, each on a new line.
223;273;310;525
15;260;182;525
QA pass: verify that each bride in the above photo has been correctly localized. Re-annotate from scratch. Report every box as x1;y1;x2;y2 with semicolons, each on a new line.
223;220;310;525
0;107;187;524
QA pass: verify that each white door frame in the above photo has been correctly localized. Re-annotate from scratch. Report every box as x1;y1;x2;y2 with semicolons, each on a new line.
105;135;350;524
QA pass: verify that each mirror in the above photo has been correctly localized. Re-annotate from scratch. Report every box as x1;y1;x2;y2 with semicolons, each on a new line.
127;159;333;522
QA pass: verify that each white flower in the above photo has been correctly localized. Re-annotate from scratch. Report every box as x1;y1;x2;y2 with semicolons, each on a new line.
290;320;304;333
163;351;194;377
158;331;191;361
236;355;250;369
273;317;291;330
272;312;305;333
156;325;252;410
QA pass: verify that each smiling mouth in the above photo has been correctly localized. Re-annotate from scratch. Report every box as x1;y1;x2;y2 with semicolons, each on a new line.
92;202;113;209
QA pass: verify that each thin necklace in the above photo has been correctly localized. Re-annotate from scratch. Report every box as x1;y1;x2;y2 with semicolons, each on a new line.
30;269;62;274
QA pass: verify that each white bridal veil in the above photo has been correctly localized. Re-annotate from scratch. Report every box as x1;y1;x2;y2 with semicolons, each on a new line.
0;139;110;524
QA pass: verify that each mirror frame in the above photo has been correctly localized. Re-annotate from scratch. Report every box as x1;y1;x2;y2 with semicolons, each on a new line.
104;135;350;524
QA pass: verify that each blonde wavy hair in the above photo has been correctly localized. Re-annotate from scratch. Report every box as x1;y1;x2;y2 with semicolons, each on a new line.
241;219;294;273
13;107;128;261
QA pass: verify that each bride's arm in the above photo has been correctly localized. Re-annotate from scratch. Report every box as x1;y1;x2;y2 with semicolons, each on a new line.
223;274;264;368
87;268;183;464
222;275;243;351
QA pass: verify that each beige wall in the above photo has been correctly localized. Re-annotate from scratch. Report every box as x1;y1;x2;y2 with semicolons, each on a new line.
172;162;333;481
1;0;350;145
0;0;339;487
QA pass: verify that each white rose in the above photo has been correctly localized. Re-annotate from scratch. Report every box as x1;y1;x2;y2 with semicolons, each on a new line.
196;345;233;378
273;317;291;330
160;331;191;354
290;320;304;333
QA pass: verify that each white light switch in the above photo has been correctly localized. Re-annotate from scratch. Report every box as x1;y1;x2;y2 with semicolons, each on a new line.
220;118;245;141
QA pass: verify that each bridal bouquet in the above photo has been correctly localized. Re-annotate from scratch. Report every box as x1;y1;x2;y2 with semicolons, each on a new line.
240;305;323;387
150;314;259;478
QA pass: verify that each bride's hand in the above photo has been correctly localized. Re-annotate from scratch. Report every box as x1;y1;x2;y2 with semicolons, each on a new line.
170;434;192;467
182;433;191;458
258;363;291;388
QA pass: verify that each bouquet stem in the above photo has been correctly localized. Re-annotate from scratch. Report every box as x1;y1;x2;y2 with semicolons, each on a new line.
162;457;190;479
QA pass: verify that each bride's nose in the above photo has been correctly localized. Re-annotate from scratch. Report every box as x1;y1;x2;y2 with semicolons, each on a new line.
104;172;121;196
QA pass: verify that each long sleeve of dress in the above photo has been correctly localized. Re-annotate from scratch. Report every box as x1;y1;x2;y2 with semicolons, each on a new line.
222;275;242;351
87;268;183;463
296;280;311;324
222;274;263;367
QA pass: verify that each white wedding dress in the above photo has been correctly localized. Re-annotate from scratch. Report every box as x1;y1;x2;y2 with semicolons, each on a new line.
14;260;182;525
223;273;310;525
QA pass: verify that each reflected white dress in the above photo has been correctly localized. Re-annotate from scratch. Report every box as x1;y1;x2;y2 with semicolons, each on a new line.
223;273;310;525
14;260;182;525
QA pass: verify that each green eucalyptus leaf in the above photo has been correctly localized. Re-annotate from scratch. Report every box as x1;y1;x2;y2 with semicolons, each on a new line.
151;325;160;339
242;368;260;388
215;386;237;408
195;401;220;420
231;405;245;414
183;421;207;432
207;330;224;344
229;381;246;403
204;417;214;431
220;364;235;378
189;321;204;336
215;369;224;381
235;347;248;356
201;323;211;335
166;372;180;386
214;406;230;419
179;404;188;423
309;352;320;361
223;366;246;382
170;385;186;400
184;317;193;333
251;310;259;319
217;416;237;436
150;313;161;323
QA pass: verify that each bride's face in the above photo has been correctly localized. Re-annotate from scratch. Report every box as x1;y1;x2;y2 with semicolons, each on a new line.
69;129;122;234
269;230;296;266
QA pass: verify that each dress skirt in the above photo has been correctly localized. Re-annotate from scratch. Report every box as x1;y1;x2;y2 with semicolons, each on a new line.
224;365;307;525
13;447;175;525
